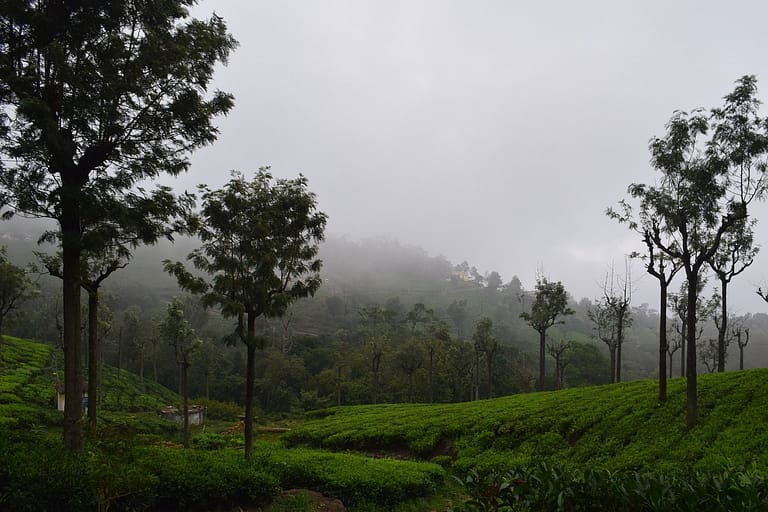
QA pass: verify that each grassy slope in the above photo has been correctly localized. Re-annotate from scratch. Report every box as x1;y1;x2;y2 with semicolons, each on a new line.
285;370;768;475
0;336;446;509
0;335;55;426
0;335;181;425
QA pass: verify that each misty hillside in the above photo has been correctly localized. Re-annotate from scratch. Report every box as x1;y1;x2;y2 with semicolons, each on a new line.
5;218;768;407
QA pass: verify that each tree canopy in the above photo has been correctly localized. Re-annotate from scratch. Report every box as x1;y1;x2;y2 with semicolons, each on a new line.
0;0;236;451
520;276;574;390
165;169;327;459
614;75;768;429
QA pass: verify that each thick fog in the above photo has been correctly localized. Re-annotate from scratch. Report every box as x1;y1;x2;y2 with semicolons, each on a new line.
173;1;768;313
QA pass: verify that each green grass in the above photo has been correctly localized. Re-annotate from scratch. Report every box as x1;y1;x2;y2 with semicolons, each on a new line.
285;370;768;475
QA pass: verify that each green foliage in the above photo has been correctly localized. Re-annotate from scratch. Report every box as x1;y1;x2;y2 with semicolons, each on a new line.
454;463;768;512
191;397;242;421
286;370;768;475
520;277;574;334
0;248;36;335
260;443;445;506
0;336;58;427
0;430;96;512
139;447;280;510
191;432;229;450
100;365;181;412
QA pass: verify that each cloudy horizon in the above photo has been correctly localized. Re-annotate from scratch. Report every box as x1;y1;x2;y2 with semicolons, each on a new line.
158;1;768;313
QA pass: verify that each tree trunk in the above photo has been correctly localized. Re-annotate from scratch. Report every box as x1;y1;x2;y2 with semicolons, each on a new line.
680;323;686;378
428;349;434;404
538;330;546;391
616;312;624;383
659;282;668;402
486;354;493;399
139;346;144;382
244;312;257;460
685;273;698;431
61;186;83;453
87;289;99;430
472;349;480;400
717;276;727;372
182;362;190;448
152;343;158;382
668;351;674;379
608;347;616;384
336;366;342;406
739;346;744;370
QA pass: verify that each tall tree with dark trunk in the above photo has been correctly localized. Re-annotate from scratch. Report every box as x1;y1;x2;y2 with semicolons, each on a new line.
734;325;750;370
520;277;574;391
641;239;681;401
609;204;682;400
165;169;326;460
0;1;236;451
708;219;757;372
36;249;127;429
614;76;768;429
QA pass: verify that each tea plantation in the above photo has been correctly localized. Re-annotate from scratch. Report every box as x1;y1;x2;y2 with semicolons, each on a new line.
3;334;768;511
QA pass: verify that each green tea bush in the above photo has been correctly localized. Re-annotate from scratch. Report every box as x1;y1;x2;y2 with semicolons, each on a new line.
0;431;96;512
191;397;242;421
139;447;280;510
454;463;768;512
269;446;445;506
191;432;229;450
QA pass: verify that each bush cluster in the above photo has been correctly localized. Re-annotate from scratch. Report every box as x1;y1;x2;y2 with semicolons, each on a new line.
454;463;768;512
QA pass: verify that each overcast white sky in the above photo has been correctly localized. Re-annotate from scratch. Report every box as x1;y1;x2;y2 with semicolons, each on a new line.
180;0;768;313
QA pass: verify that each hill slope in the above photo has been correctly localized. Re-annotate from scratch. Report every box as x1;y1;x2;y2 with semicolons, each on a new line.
0;335;181;427
285;370;768;475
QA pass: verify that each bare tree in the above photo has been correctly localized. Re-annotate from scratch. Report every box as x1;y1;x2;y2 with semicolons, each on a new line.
602;261;633;382
588;301;618;383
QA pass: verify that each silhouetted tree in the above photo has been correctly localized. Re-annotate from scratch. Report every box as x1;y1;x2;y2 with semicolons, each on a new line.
708;219;757;372
36;249;127;429
520;276;574;391
612;76;768;429
0;1;236;451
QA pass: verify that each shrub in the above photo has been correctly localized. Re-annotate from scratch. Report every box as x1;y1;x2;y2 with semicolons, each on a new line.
138;447;280;510
190;397;243;421
454;463;768;512
0;432;96;512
